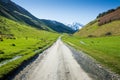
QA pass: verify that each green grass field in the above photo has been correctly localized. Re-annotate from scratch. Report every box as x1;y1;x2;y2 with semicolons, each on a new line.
0;37;58;78
0;16;59;78
63;35;120;75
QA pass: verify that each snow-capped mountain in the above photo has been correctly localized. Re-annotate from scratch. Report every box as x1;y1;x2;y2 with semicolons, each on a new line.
68;22;83;31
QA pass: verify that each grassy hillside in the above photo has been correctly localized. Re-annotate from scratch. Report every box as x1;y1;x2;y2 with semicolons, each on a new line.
63;35;120;75
75;6;120;37
71;6;120;77
0;16;55;38
0;16;59;79
0;0;47;29
0;0;75;33
75;20;120;37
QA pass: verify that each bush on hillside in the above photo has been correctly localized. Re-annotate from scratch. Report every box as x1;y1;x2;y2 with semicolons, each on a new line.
105;32;112;36
0;38;3;41
11;43;16;46
116;6;120;10
97;9;115;18
0;50;4;54
98;8;120;26
88;35;95;37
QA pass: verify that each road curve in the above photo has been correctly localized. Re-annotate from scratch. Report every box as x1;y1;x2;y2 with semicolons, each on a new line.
15;38;93;80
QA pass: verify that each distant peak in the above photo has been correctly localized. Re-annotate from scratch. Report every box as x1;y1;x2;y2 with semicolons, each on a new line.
67;22;83;30
0;0;10;3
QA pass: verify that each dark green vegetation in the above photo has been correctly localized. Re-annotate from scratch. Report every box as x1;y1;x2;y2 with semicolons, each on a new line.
0;0;75;33
97;6;120;18
98;8;120;26
63;35;120;75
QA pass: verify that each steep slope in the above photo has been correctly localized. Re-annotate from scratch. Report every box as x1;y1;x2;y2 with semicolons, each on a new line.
0;0;48;30
75;7;120;37
98;8;120;26
0;16;60;79
41;19;75;33
0;0;75;33
0;16;58;38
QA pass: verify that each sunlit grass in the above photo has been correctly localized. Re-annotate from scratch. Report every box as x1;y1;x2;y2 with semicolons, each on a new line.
0;16;59;78
75;20;120;37
63;35;120;75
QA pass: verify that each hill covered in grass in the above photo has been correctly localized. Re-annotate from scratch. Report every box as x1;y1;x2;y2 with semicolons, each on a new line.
0;15;59;79
75;6;120;37
0;1;64;78
67;6;120;77
0;0;75;33
0;16;57;38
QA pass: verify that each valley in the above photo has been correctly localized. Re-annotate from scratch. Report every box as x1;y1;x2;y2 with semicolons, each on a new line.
0;0;120;80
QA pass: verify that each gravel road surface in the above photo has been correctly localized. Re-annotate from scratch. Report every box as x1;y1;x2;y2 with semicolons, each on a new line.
13;38;93;80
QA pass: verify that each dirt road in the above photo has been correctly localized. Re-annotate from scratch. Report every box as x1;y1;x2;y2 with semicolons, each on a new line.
14;38;93;80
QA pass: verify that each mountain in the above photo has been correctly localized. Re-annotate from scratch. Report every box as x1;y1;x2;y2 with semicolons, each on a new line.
68;22;83;31
41;19;75;33
0;0;75;33
74;6;120;37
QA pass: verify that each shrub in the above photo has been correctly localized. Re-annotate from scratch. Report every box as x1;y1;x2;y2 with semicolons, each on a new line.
97;9;115;18
105;32;112;36
0;50;4;54
38;47;42;49
88;35;95;37
0;38;3;41
12;37;16;39
11;44;16;46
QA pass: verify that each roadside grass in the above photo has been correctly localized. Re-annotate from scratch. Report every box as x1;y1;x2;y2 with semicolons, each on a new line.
63;35;120;75
0;36;58;78
0;38;55;62
0;16;60;79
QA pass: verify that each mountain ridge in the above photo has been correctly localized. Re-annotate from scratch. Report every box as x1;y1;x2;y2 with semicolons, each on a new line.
0;0;10;3
41;19;75;33
0;0;75;33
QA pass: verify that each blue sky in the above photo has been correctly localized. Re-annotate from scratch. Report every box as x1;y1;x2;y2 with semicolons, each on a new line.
12;0;120;25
